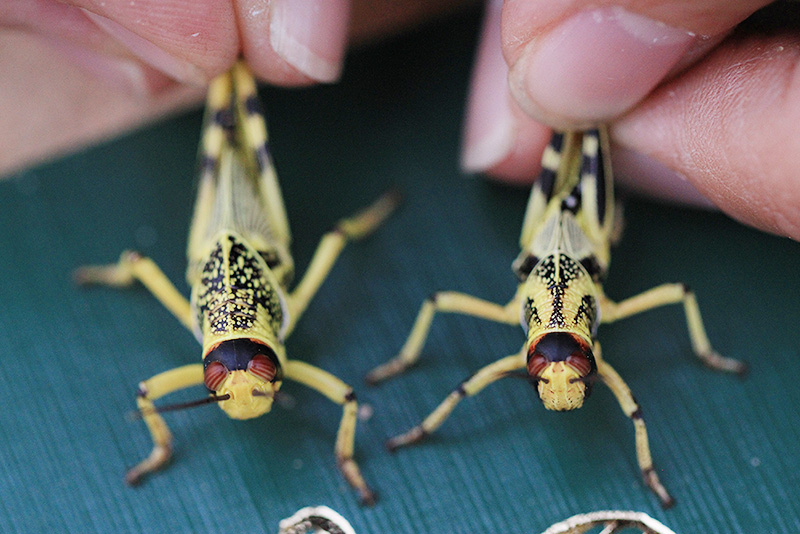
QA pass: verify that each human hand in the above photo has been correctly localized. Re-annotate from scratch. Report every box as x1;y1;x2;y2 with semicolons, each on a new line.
0;0;467;176
462;0;800;240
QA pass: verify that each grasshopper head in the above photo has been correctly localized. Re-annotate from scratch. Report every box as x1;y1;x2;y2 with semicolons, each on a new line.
527;332;596;411
203;338;283;420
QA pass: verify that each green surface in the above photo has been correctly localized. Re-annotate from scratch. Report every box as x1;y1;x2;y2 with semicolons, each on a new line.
2;10;800;534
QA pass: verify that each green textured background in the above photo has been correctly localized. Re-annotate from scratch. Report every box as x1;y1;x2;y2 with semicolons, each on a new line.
2;10;800;534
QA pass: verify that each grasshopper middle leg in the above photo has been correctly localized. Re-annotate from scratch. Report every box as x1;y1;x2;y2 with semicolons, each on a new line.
600;283;747;375
285;190;401;336
366;292;520;384
386;351;525;451
75;251;193;331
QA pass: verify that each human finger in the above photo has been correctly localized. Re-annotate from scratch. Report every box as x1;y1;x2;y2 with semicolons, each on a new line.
61;0;238;85
500;0;774;129
461;0;551;182
235;0;351;86
612;4;800;239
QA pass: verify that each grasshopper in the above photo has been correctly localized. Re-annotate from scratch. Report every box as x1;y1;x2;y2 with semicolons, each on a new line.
366;127;745;507
76;61;398;504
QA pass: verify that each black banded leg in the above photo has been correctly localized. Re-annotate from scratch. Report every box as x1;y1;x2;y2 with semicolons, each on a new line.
595;345;674;508
285;190;400;336
284;360;375;505
600;283;747;375
366;292;520;384
126;364;205;485
230;61;292;244
386;351;525;451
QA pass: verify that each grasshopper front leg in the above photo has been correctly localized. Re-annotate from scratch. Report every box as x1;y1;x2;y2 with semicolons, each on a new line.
284;360;375;505
386;350;525;451
126;364;205;485
594;343;674;508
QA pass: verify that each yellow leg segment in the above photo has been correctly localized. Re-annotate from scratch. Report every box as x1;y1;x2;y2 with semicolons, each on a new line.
594;345;673;508
284;360;375;505
126;363;204;485
366;291;520;384
600;283;746;375
386;350;525;451
286;190;401;336
75;251;194;332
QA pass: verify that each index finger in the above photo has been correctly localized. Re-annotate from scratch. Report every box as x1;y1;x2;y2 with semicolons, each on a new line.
501;0;773;129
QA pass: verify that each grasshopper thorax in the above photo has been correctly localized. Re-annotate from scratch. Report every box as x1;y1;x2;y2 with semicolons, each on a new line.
527;332;596;411
203;338;283;420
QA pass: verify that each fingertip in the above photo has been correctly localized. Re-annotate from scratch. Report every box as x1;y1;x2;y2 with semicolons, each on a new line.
461;0;551;182
475;119;551;184
461;0;514;172
613;8;800;240
78;1;238;86
506;6;695;128
237;0;350;86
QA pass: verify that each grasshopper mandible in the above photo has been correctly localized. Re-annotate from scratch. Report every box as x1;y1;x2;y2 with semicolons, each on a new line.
77;61;397;504
367;127;745;507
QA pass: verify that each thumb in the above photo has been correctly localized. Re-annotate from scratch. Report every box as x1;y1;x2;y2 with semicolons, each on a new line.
501;0;773;129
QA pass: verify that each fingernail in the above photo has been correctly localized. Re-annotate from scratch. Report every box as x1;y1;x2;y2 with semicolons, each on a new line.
269;0;350;83
462;0;515;172
509;7;695;126
82;9;206;86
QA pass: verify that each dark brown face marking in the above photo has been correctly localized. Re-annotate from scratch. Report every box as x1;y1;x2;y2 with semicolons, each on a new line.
527;332;596;379
203;338;282;391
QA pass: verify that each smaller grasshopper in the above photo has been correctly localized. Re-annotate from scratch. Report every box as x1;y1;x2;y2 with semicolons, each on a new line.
77;61;398;504
367;127;745;507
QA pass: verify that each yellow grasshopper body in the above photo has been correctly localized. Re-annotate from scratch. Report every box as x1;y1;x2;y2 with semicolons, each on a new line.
367;127;745;507
77;62;398;504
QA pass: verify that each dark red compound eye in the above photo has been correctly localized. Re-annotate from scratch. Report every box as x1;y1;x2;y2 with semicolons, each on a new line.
566;353;592;376
527;353;548;377
248;354;277;382
204;361;229;391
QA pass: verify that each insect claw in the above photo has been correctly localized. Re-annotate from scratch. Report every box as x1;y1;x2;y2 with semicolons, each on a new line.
735;362;750;378
386;426;426;452
125;443;172;486
359;488;377;507
642;467;674;509
364;358;410;386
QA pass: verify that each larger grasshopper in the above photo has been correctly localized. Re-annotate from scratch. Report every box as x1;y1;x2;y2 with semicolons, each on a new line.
367;127;745;507
77;62;397;504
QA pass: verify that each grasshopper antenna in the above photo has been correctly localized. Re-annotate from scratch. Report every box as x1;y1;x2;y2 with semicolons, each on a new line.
128;394;230;420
